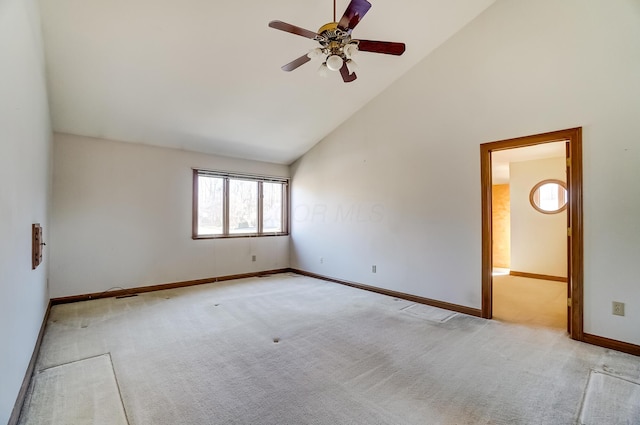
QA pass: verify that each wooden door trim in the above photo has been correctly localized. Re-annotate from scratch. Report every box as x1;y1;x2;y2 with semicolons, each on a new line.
480;127;583;340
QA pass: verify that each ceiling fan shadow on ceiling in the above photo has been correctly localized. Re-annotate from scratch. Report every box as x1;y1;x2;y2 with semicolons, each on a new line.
268;0;406;83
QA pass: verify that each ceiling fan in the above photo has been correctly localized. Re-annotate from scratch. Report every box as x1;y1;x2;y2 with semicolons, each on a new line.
268;0;406;83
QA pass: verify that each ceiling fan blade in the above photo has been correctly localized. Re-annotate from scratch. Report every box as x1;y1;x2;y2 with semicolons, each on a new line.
337;0;372;32
268;20;318;40
340;63;357;83
357;40;406;56
281;54;311;72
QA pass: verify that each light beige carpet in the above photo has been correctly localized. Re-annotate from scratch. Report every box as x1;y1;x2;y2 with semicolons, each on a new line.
493;275;567;329
18;274;640;424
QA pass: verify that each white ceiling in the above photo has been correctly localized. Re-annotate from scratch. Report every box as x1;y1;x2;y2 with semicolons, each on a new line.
492;141;567;184
38;0;496;164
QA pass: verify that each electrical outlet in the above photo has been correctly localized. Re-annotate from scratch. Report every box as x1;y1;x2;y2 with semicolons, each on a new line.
372;265;377;273
612;301;625;316
320;257;324;264
251;255;256;262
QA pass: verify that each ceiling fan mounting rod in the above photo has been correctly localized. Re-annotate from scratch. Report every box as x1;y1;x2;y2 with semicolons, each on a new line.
333;0;336;23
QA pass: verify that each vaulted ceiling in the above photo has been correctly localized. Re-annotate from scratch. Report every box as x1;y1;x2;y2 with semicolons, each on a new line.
39;0;496;164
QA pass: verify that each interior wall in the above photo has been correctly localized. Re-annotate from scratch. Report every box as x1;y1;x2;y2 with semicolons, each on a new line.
0;0;52;422
491;184;510;269
50;133;290;299
509;158;566;277
290;0;640;345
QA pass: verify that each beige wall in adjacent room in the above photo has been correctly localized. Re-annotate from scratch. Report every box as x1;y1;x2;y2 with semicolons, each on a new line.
0;0;53;422
50;134;290;299
509;158;566;277
492;184;510;269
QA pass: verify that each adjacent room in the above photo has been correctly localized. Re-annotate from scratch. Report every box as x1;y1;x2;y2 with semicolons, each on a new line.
2;0;639;424
491;142;569;329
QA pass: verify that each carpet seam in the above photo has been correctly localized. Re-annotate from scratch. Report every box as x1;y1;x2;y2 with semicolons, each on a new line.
37;352;111;373
590;368;640;386
575;368;593;425
109;352;132;425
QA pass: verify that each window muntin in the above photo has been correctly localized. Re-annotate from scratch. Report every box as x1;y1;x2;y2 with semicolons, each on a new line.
193;170;288;238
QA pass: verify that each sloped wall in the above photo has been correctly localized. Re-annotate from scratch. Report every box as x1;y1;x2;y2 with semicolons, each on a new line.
291;0;640;345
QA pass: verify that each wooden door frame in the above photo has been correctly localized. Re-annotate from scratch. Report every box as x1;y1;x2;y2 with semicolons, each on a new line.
480;127;583;340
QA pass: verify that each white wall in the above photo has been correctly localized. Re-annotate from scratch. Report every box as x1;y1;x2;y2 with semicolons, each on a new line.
291;0;640;345
50;134;289;298
510;157;566;277
0;0;52;422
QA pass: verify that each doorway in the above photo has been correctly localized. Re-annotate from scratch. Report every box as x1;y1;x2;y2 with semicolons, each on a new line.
480;128;583;340
491;141;568;329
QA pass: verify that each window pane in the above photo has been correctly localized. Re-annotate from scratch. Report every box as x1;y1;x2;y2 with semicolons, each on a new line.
538;182;565;211
197;175;223;235
229;179;257;234
263;182;283;233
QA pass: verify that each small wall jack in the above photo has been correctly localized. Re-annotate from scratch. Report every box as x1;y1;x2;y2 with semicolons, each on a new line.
612;301;625;316
372;265;377;273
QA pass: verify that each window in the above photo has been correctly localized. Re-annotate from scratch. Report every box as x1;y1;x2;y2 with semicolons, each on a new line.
193;169;288;238
529;179;567;214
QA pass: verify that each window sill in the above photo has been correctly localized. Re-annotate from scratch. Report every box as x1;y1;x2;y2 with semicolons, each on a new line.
192;233;289;240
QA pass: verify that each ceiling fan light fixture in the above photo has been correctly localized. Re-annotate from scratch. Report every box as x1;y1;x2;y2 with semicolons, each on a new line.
346;59;358;75
268;0;405;82
344;43;359;59
307;47;324;60
326;54;344;71
318;62;329;77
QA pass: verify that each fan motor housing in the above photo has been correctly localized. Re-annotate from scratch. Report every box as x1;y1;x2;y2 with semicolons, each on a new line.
317;22;349;42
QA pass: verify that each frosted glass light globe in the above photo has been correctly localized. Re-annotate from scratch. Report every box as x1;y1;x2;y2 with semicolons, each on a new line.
307;48;324;61
317;63;329;78
344;43;359;58
346;60;358;75
326;55;344;71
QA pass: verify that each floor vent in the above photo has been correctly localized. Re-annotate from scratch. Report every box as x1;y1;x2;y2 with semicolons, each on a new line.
116;293;138;299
